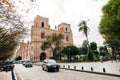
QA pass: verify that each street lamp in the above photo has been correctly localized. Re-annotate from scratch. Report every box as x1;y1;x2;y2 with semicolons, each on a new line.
69;48;71;63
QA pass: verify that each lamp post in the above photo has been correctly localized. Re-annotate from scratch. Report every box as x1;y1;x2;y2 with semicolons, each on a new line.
69;48;71;63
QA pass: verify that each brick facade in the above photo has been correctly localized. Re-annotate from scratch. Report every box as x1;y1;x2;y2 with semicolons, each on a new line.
16;15;73;62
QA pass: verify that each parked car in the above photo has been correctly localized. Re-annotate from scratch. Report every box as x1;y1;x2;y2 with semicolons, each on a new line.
22;60;31;65
24;61;33;67
22;61;26;66
14;60;22;64
42;59;60;72
2;61;14;71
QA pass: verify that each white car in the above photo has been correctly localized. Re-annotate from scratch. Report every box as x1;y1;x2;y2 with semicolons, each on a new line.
42;59;60;72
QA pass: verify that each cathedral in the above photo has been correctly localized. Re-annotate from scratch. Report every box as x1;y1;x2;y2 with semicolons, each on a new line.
16;15;73;62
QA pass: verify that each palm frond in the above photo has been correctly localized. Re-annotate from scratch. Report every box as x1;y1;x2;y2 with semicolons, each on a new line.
78;27;83;31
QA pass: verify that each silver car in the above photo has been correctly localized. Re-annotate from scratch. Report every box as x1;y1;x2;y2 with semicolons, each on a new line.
42;59;60;72
24;61;33;67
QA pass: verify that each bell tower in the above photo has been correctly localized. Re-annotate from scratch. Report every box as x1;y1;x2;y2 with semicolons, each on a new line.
31;15;50;42
58;22;73;46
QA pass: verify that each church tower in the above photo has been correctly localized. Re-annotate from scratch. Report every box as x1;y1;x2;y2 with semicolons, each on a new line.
16;15;73;62
31;15;50;42
58;22;73;46
31;15;51;62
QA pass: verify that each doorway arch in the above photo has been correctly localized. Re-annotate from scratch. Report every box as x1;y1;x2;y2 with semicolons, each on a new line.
40;52;46;61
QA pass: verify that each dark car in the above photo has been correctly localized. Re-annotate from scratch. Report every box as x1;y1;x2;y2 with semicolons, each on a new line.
22;61;26;66
22;60;31;66
24;61;33;67
42;59;60;72
2;61;14;71
0;61;4;71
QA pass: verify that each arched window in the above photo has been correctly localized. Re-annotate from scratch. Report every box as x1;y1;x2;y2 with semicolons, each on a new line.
41;22;44;27
66;28;68;31
40;52;46;61
66;36;69;41
41;32;45;39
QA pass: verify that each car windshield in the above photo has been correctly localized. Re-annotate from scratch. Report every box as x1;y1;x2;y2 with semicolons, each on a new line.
26;61;32;63
47;60;56;63
5;62;13;65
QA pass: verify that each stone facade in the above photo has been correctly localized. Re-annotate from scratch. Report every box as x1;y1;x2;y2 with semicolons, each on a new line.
16;15;73;62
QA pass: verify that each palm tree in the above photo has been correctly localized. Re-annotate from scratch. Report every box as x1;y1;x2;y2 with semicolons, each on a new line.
78;20;90;61
78;20;90;42
41;33;64;57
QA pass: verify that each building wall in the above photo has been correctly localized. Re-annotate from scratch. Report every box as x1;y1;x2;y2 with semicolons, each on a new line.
16;15;73;62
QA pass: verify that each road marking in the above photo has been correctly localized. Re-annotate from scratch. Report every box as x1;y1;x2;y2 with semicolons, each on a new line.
15;73;24;80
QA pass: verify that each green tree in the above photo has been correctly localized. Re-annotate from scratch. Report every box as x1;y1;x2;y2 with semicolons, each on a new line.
78;20;90;61
41;33;64;58
79;47;87;55
78;47;87;62
79;40;89;57
99;46;108;61
0;1;26;60
104;40;120;57
61;46;79;62
90;42;97;51
15;56;22;60
99;0;120;56
89;42;99;61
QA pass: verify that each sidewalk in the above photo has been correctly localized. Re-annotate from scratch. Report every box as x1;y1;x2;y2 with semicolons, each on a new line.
59;61;120;75
0;71;12;80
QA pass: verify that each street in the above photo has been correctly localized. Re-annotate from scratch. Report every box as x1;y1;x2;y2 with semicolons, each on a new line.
14;64;120;80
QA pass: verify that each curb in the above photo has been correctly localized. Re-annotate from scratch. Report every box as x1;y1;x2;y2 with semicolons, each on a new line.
60;68;120;77
11;70;17;80
34;64;120;77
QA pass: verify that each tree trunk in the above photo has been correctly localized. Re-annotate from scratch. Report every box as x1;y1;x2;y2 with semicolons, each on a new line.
86;36;89;61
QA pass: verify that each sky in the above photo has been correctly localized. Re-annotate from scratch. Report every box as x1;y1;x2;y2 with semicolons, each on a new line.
14;0;109;47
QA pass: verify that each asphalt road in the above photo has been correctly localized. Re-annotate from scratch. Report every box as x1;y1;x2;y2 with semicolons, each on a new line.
14;64;120;80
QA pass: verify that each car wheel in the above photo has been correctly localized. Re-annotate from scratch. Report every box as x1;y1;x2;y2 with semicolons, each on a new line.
5;67;10;71
42;67;44;70
46;68;49;72
57;68;59;72
11;67;14;70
